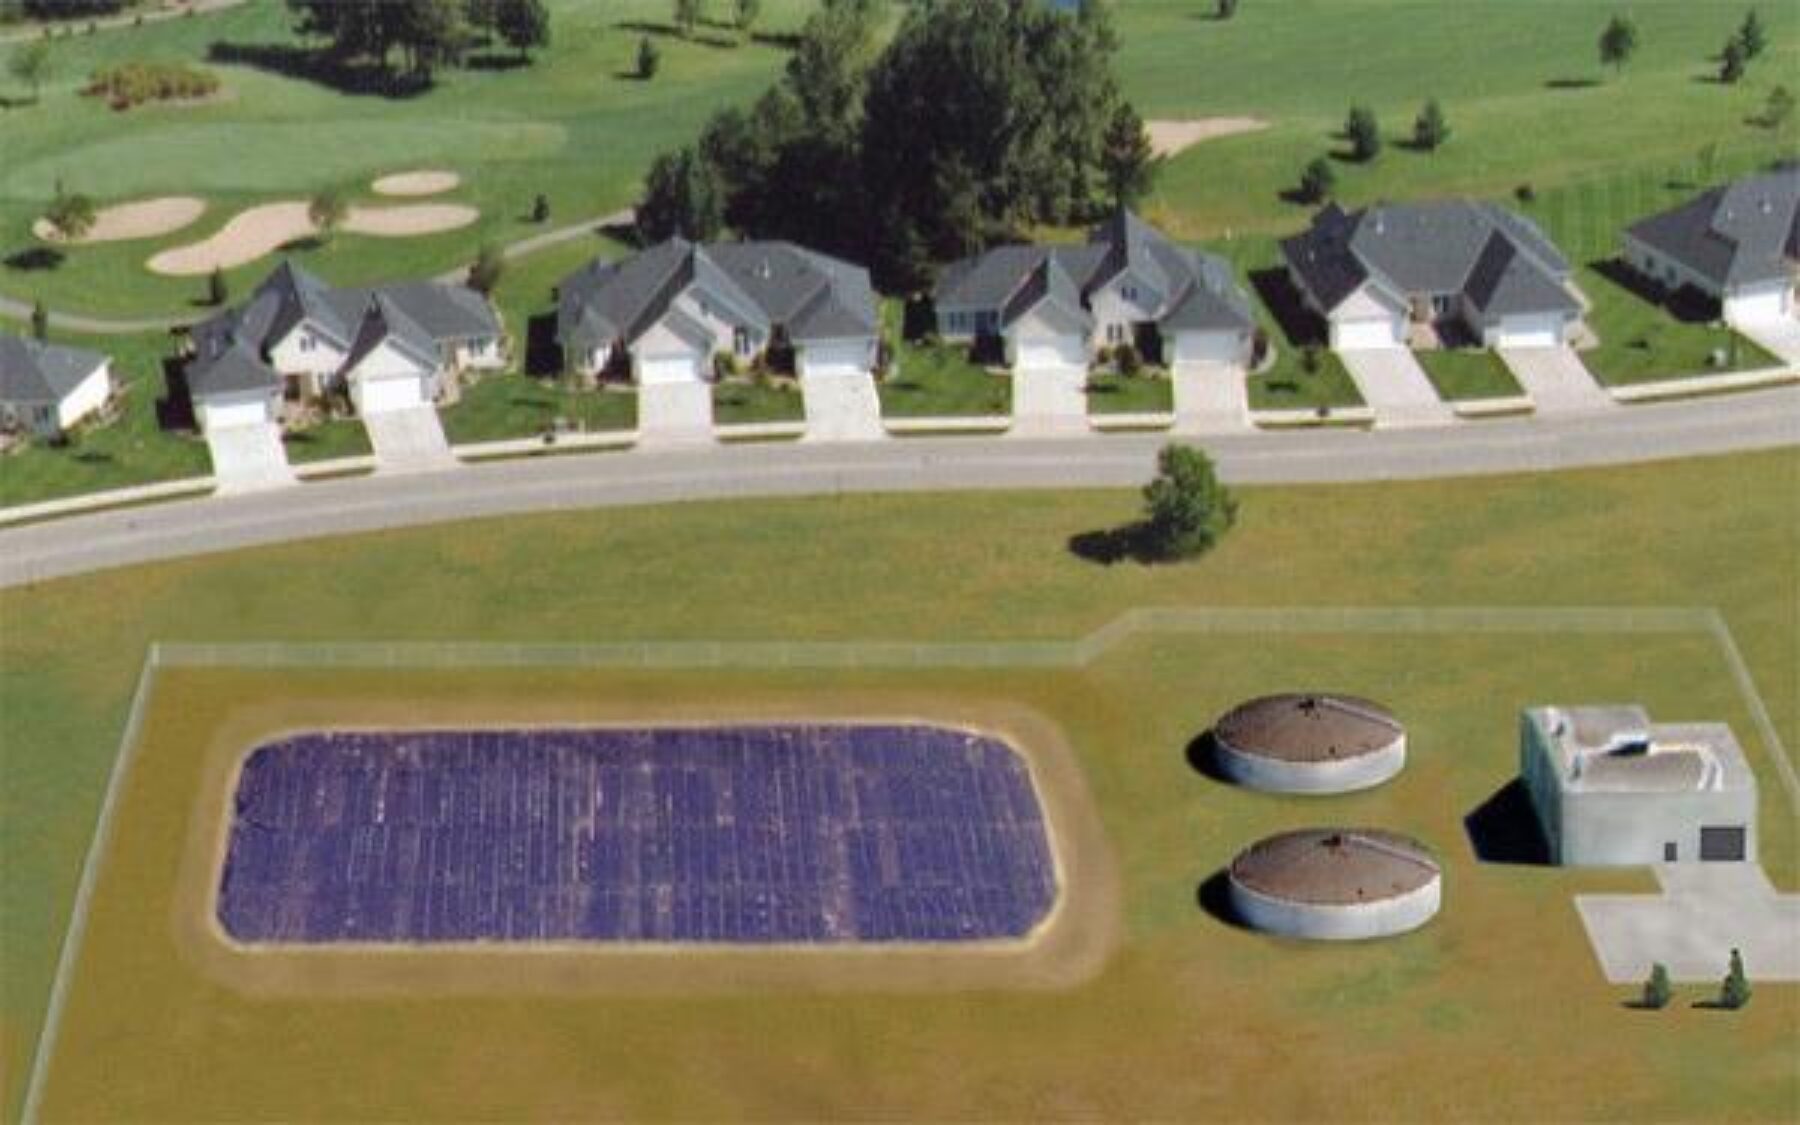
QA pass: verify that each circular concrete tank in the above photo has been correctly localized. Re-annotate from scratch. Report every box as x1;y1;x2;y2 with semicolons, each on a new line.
1212;693;1406;793
1228;828;1441;940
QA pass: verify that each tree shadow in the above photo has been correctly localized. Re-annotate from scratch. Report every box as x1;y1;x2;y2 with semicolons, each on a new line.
601;217;644;247
1184;731;1234;783
1463;779;1551;865
464;52;531;72
750;30;801;49
1545;77;1600;90
206;41;432;98
1692;73;1727;86
4;246;65;272
1620;996;1666;1011
278;235;325;254
72;449;113;464
1195;870;1249;930
1691;998;1737;1011
615;20;738;49
523;312;564;378
1067;522;1161;566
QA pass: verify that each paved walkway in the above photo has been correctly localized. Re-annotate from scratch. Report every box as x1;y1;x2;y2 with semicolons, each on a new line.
4;384;1796;589
1737;317;1800;366
1011;365;1088;436
1498;346;1613;414
363;407;454;473
1171;361;1251;433
1576;864;1799;983
638;382;715;444
203;422;294;494
1340;347;1454;428
800;372;885;443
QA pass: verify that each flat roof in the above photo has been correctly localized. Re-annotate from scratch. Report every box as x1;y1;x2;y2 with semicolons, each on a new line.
1526;706;1753;795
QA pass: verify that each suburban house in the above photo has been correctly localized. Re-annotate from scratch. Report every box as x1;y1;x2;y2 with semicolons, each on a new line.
556;238;880;386
0;333;113;438
1282;200;1583;351
1520;705;1757;867
932;208;1256;369
185;261;504;432
1622;167;1799;327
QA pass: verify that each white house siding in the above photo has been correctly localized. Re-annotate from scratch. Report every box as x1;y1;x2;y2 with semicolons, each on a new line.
1484;312;1569;349
797;338;874;381
1723;279;1794;326
1088;273;1163;347
268;325;346;381
346;340;434;415
1171;329;1248;366
454;336;506;370
1006;309;1089;370
1230;878;1441;941
197;389;279;432
38;361;112;433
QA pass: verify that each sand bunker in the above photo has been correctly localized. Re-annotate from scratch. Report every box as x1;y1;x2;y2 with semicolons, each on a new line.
371;169;461;197
146;200;481;276
33;196;207;245
1146;116;1270;158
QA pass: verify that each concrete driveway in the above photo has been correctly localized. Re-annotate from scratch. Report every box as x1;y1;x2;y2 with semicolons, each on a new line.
363;406;455;473
1172;361;1250;433
1736;317;1800;366
637;382;715;445
1011;365;1089;436
1498;346;1613;414
203;422;294;494
1576;864;1799;983
1338;347;1454;428
801;372;884;443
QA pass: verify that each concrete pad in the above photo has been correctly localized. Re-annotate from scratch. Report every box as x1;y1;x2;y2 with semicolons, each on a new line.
801;371;885;443
1576;863;1800;983
1172;361;1251;434
1736;317;1800;366
638;381;715;445
363;406;454;473
1338;347;1455;428
1498;346;1612;414
204;422;295;494
1011;365;1089;437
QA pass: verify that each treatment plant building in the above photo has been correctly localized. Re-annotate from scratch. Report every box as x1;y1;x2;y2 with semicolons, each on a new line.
1519;705;1757;866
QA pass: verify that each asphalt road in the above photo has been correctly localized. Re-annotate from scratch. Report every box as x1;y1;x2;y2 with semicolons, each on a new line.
4;385;1796;590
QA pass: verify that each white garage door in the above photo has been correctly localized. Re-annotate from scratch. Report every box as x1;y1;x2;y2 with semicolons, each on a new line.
199;395;272;431
1172;331;1244;366
1490;314;1565;349
798;342;869;381
1725;285;1793;325
1331;316;1403;351
357;375;427;415
1014;336;1087;370
637;351;704;386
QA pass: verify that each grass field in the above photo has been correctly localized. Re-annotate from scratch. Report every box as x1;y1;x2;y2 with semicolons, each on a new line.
713;378;805;425
1416;348;1525;401
1246;348;1363;411
1086;370;1173;414
440;374;636;444
2;448;1796;1118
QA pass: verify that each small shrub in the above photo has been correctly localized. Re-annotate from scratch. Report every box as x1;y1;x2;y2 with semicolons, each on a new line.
531;193;550;223
1515;182;1537;203
1298;156;1335;204
637;36;659;80
1115;341;1142;375
1719;948;1751;1009
83;60;221;109
1641;963;1671;1009
1301;345;1321;375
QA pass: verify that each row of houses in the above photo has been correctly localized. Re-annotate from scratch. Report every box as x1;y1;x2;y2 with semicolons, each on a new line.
6;170;1795;440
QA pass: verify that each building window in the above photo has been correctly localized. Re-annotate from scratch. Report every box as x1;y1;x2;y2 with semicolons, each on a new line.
1106;323;1124;344
1663;841;1677;862
734;327;753;356
1122;285;1138;302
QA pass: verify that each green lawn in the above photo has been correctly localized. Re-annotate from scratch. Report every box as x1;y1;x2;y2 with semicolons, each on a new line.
880;301;1010;417
280;416;369;464
2;450;1796;1120
1246;349;1362;412
1086;371;1172;414
1415;348;1526;401
713;378;804;425
440;374;636;444
0;329;207;506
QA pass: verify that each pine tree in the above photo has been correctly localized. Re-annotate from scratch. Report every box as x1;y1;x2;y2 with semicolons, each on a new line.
1641;962;1671;1009
1720;948;1752;1010
1413;98;1449;151
1345;104;1381;161
1599;15;1638;78
637;35;660;79
1737;9;1766;60
467;243;504;295
531;193;550;223
207;266;228;307
1299;156;1335;203
30;298;48;341
1100;102;1156;208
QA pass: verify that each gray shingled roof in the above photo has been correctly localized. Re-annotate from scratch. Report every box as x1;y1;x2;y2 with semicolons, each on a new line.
1002;255;1092;334
340;293;440;376
1283;200;1574;317
1627;168;1800;289
187;341;280;397
935;208;1253;336
557;239;878;355
0;334;108;404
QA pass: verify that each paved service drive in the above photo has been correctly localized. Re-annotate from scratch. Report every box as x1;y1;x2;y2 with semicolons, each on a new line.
638;382;716;444
203;422;295;494
802;371;885;442
1172;361;1250;433
1011;365;1089;436
1340;347;1454;428
363;406;454;472
1576;863;1800;982
1499;346;1612;414
1737;317;1800;367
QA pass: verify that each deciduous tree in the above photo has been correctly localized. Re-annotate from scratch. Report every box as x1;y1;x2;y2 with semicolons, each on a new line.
637;146;723;242
1719;38;1746;84
1298;155;1335;203
1140;444;1238;561
308;187;347;241
1599;14;1638;78
43;182;95;241
637;35;660;78
7;39;52;101
496;0;548;60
